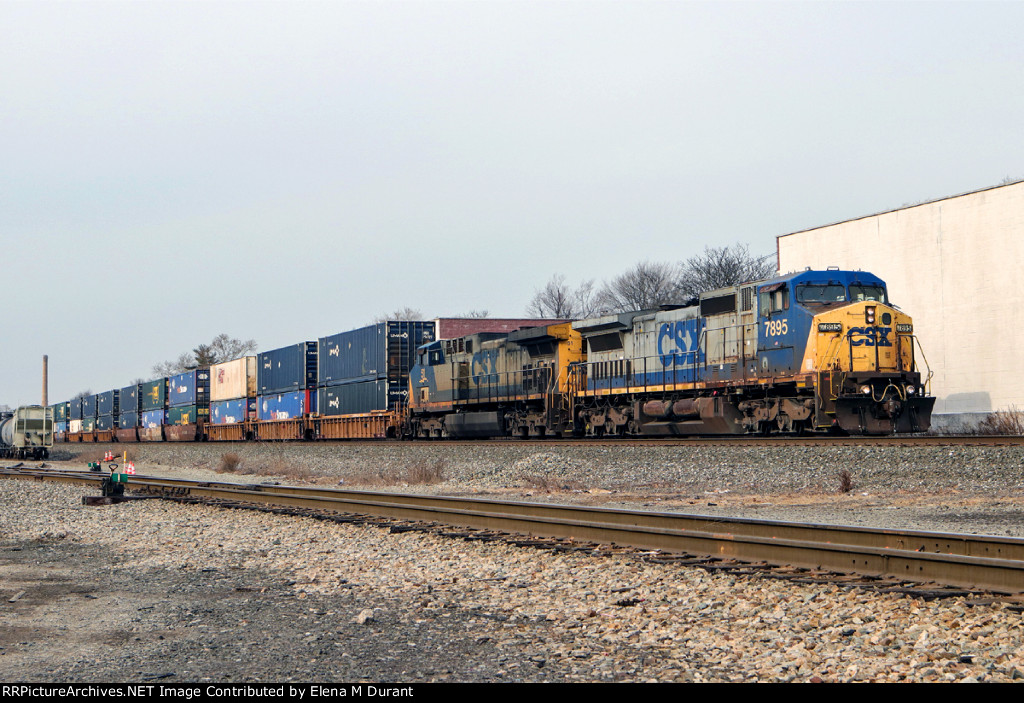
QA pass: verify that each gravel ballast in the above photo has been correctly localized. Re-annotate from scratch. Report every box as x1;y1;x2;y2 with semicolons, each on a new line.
51;441;1024;536
4;440;1024;682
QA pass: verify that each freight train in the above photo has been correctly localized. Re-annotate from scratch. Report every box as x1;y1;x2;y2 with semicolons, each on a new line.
50;269;934;443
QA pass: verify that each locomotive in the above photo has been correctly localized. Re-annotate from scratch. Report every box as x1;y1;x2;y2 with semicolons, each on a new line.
408;269;934;437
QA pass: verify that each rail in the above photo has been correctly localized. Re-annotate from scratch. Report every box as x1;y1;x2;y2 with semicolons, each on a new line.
4;467;1024;594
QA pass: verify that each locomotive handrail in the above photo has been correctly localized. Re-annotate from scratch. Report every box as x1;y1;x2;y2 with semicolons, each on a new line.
904;334;934;393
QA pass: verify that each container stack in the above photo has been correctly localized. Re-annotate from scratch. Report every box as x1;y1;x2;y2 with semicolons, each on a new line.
167;370;210;427
257;342;317;421
317;321;435;416
209;357;258;426
96;389;119;433
52;401;68;441
81;394;98;435
69;398;83;438
140;378;168;440
119;384;140;431
116;384;140;440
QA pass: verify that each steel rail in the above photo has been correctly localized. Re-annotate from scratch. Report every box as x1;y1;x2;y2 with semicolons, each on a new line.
53;434;1024;448
5;467;1024;594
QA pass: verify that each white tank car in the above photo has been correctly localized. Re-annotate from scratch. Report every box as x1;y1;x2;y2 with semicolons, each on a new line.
0;405;54;460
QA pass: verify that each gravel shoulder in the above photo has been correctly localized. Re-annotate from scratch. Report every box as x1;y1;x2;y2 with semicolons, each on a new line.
4;441;1024;683
49;441;1024;536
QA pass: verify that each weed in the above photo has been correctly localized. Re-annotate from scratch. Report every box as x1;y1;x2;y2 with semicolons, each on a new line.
975;406;1024;435
218;453;243;473
407;459;446;485
524;474;585;493
838;469;854;494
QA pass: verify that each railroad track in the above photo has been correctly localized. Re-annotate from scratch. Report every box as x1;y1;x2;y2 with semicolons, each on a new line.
4;465;1024;595
54;434;1024;449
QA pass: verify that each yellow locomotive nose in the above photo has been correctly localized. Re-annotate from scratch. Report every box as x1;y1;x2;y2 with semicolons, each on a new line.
806;301;915;375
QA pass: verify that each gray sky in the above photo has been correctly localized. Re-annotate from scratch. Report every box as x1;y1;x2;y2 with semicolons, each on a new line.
3;1;1023;406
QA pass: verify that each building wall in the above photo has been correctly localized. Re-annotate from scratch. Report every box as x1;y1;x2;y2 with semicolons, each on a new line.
777;181;1024;417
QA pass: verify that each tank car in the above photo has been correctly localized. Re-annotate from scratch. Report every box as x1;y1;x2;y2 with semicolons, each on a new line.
0;405;54;459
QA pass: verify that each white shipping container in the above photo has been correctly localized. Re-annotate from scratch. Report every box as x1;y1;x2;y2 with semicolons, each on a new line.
210;357;258;401
69;419;83;433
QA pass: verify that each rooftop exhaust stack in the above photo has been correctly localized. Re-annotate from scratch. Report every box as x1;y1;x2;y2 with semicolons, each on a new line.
42;355;48;407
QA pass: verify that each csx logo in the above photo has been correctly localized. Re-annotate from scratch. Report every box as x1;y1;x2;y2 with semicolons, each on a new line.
657;321;701;366
848;326;893;347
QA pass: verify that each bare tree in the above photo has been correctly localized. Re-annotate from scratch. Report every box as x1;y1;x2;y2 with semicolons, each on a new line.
526;275;596;319
594;261;682;313
676;244;776;300
153;334;257;376
463;309;490;318
373;307;424;324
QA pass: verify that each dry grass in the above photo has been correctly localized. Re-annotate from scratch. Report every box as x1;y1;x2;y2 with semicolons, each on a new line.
344;459;449;486
975;406;1024;435
215;453;315;481
524;474;586;494
218;452;243;473
837;469;854;494
407;459;447;485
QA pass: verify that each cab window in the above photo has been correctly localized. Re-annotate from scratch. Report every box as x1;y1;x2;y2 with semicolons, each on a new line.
850;285;888;303
796;284;847;304
759;285;789;316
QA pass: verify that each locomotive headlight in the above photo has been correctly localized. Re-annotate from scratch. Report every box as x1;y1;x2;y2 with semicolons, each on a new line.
906;385;916;395
860;385;871;394
865;306;876;324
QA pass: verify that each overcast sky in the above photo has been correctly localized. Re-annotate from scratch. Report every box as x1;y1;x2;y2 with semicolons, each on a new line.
3;1;1023;406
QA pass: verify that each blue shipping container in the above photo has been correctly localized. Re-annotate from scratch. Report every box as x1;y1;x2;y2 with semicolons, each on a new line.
82;395;97;418
141;409;165;428
119;411;139;429
258;342;317;395
97;390;119;416
169;370;210;408
318;380;395;415
70;399;83;420
120;385;140;414
97;415;115;431
318;321;435;386
210;398;255;425
257;391;314;421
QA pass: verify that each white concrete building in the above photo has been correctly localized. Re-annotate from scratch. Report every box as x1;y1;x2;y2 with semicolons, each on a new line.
777;181;1024;424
